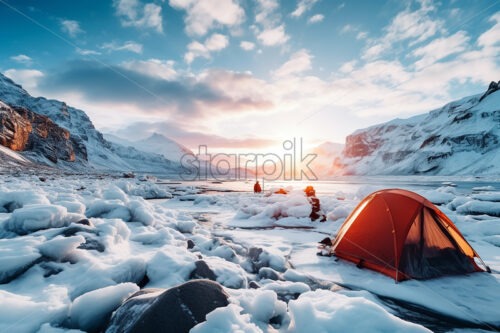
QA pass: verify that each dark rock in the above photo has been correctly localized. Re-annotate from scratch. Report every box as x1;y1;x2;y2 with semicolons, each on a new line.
248;247;263;262
137;274;150;288
479;80;500;102
39;177;46;182
319;237;332;246
258;267;281;281
249;281;261;289
189;260;217;281
60;225;97;237
77;238;105;252
123;172;135;178
187;239;195;249
106;280;229;333
40;262;63;278
76;218;93;227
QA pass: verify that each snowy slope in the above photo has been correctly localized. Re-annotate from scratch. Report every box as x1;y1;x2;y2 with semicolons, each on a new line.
105;133;193;163
337;81;500;176
0;72;182;174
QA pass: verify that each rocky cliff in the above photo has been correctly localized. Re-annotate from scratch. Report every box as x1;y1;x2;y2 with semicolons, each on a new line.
0;100;86;164
336;81;500;175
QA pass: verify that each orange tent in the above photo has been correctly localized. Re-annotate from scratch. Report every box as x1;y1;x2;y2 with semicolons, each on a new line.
330;189;487;281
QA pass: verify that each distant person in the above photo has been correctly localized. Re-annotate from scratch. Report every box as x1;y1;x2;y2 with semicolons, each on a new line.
254;181;262;193
304;186;326;222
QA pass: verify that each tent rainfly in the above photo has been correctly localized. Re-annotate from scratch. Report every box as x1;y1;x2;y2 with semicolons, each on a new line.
329;189;489;281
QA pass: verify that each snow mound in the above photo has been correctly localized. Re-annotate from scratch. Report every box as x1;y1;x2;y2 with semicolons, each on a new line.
38;235;85;261
287;290;430;332
190;304;262;333
69;283;139;332
4;204;84;234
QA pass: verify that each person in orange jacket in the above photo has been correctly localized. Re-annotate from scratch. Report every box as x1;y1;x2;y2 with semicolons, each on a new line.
254;181;262;193
304;186;326;222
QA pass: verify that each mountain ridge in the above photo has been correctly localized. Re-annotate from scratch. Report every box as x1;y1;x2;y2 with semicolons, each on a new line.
0;72;184;175
334;81;500;176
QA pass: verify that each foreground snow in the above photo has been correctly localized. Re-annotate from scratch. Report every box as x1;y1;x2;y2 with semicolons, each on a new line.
0;174;499;332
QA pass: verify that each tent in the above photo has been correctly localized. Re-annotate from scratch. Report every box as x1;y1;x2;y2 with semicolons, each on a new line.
329;189;488;281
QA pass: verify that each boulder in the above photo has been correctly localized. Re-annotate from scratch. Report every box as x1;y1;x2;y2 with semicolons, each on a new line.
106;280;229;333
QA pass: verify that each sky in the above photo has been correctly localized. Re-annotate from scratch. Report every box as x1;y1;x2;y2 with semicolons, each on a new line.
1;0;500;153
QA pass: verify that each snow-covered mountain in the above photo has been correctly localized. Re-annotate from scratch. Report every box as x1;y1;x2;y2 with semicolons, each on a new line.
105;132;193;163
336;81;500;176
0;72;183;174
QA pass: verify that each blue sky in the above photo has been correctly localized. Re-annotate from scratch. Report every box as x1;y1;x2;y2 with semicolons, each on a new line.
1;0;499;151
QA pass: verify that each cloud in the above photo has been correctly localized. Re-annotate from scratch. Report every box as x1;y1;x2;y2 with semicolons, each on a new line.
184;33;229;63
240;41;255;51
38;60;273;122
257;25;290;46
253;0;290;47
477;12;500;48
291;0;319;18
76;48;102;56
61;20;84;38
340;24;355;34
361;0;444;60
113;0;163;33
339;60;357;73
356;31;368;40
308;14;324;24
255;0;280;25
274;49;313;77
412;31;469;69
121;59;177;80
100;41;143;54
10;54;32;65
4;69;44;90
169;0;244;36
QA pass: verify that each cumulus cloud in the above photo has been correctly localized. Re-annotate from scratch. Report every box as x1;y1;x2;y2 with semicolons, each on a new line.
255;0;280;25
100;41;143;54
184;33;229;63
4;69;44;90
308;14;324;24
254;0;290;47
274;49;313;77
240;41;255;51
61;20;84;38
114;0;163;33
291;0;319;18
169;0;244;36
257;25;289;46
10;54;32;65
